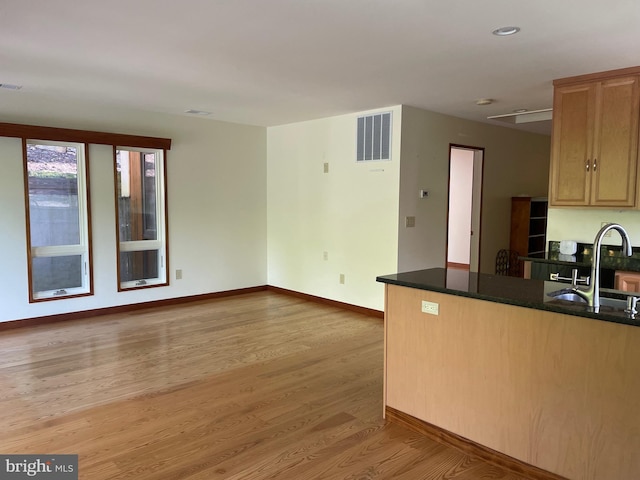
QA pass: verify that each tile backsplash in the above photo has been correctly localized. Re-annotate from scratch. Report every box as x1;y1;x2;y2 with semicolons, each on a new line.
548;240;640;272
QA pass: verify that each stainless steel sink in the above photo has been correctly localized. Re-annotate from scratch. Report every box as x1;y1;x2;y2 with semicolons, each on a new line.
547;288;627;310
548;291;587;303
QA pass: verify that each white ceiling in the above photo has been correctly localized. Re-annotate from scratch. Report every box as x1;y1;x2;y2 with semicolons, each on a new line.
1;0;639;134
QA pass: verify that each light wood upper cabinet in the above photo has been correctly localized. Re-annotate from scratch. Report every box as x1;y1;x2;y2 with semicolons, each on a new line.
550;69;640;208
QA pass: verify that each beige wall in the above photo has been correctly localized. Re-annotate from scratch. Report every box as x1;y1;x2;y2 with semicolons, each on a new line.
0;93;552;320
547;208;640;246
266;104;551;310
398;106;551;274
266;107;401;311
0;93;266;322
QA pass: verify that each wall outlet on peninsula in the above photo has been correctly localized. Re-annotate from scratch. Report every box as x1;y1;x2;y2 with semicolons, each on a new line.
421;300;439;315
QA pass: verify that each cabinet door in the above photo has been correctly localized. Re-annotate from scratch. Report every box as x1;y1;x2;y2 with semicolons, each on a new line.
615;271;640;292
549;83;596;206
591;76;639;207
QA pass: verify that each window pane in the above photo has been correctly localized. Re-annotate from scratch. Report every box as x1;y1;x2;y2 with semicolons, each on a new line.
24;140;90;302
116;151;158;242
32;255;83;294
27;144;80;247
115;147;167;290
120;250;159;283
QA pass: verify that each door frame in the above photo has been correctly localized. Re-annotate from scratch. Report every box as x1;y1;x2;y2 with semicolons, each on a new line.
446;144;485;273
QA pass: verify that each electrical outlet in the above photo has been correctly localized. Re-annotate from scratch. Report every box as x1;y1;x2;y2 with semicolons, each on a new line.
421;300;439;315
323;162;329;173
176;269;183;280
323;251;328;261
405;216;416;228
339;273;345;284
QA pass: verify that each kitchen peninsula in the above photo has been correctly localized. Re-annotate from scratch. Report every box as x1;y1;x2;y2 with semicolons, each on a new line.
377;268;640;480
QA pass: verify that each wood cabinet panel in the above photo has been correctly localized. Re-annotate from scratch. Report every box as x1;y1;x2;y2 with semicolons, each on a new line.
592;77;639;205
550;84;593;205
384;283;640;480
550;68;640;208
615;270;640;292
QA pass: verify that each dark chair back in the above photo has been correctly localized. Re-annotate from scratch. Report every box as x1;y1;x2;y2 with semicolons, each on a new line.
495;249;522;277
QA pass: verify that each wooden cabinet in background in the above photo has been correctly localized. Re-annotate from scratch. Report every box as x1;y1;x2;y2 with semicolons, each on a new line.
510;197;548;258
550;68;640;208
615;270;640;292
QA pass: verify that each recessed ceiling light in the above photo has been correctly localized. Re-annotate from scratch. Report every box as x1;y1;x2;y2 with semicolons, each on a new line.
492;26;520;36
476;98;494;106
185;109;211;115
0;83;23;90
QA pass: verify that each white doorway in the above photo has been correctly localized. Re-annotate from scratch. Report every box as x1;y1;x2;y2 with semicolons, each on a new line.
446;145;484;272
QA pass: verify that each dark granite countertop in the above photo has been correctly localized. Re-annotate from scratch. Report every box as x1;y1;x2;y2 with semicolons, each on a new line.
376;268;640;327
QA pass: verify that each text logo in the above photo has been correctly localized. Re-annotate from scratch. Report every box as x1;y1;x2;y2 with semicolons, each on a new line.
0;455;78;479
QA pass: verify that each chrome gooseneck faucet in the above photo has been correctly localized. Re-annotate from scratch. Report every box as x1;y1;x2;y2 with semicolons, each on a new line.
573;223;633;312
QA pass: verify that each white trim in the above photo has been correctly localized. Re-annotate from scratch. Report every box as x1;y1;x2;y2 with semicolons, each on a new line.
32;245;85;257
33;285;88;300
118;240;163;252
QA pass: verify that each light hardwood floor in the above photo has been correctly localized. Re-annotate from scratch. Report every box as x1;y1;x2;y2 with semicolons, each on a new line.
0;291;530;479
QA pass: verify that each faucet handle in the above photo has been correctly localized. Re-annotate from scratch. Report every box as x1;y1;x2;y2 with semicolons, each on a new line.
625;296;639;317
550;270;590;286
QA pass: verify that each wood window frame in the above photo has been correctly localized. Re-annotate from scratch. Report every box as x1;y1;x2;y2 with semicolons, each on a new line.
23;139;93;302
2;122;171;150
10;121;172;301
113;147;170;291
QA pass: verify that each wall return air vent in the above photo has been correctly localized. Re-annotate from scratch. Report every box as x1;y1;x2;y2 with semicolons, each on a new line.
356;112;391;162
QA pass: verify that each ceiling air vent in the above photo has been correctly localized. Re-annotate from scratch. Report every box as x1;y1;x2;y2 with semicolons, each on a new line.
356;112;391;162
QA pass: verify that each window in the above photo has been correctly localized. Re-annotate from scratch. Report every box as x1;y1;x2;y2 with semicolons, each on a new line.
356;112;392;161
114;147;168;290
24;140;92;301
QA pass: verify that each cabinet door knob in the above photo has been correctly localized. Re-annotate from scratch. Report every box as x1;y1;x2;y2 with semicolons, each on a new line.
593;158;597;171
586;159;590;171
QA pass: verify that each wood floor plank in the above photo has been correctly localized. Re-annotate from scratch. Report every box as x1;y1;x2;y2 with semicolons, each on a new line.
0;291;535;479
